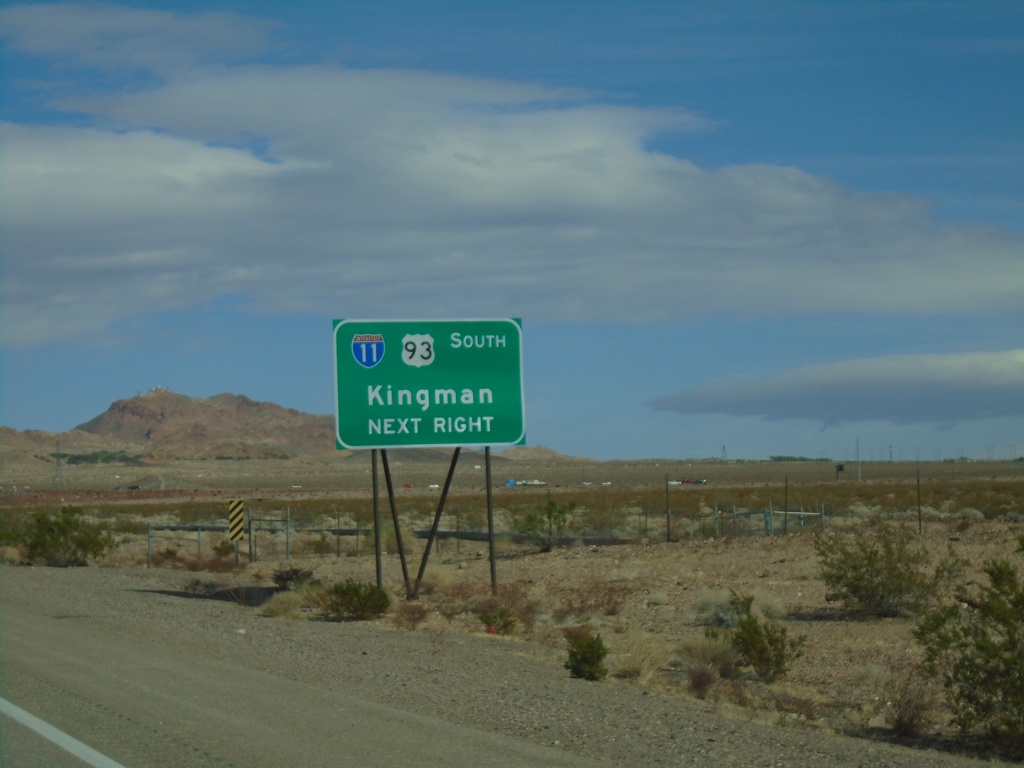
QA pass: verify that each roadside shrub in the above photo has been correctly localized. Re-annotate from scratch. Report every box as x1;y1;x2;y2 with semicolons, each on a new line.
211;538;236;557
814;519;966;617
22;506;111;567
611;630;668;685
494;582;541;630
259;590;307;619
294;580;330;613
323;579;390;621
474;599;518;635
706;591;805;684
271;564;316;590
885;666;939;739
564;625;608;681
511;499;575;552
687;664;718;699
680;636;742;684
914;534;1024;756
393;601;430;630
183;577;222;597
306;532;334;556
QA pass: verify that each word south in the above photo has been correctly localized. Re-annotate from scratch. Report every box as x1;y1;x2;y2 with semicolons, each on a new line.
367;384;494;411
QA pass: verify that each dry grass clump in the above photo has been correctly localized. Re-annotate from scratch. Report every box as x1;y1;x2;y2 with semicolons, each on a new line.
609;630;670;686
392;601;430;630
293;579;331;613
431;576;484;621
495;581;543;630
552;578;630;621
259;590;308;619
884;666;940;739
415;564;455;596
678;636;742;697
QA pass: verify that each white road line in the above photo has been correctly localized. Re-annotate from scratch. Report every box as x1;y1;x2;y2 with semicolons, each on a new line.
0;695;127;768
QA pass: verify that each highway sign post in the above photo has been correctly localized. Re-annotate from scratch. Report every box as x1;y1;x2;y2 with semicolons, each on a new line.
333;318;524;598
333;318;524;450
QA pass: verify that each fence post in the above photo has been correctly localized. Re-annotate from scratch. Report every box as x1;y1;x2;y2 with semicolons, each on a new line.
286;506;291;561
197;526;202;560
820;504;826;531
147;525;152;568
664;474;671;543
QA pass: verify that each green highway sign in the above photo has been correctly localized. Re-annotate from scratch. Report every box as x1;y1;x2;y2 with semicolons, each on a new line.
333;318;525;449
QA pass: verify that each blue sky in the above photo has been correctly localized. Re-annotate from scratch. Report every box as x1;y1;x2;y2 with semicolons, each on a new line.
1;1;1021;461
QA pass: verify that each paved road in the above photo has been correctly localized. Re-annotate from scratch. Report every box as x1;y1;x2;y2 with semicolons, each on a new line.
1;592;600;767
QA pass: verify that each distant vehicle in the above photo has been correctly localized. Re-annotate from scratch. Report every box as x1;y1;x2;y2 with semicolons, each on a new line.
683;478;708;485
503;477;547;487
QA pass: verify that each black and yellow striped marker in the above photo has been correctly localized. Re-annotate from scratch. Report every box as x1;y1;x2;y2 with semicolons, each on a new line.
227;499;245;541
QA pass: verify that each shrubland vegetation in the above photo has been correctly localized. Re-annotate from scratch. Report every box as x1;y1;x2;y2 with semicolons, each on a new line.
51;450;144;465
0;505;110;566
704;591;806;684
915;534;1024;757
814;519;967;617
2;463;1023;760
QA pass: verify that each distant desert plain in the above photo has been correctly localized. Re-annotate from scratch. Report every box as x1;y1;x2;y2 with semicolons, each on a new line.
3;389;1023;764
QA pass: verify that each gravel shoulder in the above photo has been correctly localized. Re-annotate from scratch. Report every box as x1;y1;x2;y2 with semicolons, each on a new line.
1;564;1006;767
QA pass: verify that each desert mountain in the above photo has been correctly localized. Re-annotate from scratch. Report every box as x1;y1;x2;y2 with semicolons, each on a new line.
1;390;583;463
73;390;335;460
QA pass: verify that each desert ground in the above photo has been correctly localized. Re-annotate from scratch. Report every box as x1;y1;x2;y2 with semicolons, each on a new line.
2;455;1023;764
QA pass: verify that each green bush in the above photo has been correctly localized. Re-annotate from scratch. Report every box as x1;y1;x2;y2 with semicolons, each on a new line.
814;519;965;617
475;603;518;635
511;499;575;552
563;625;608;681
914;534;1024;756
22;506;111;567
323;579;390;621
211;538;237;558
706;591;805;683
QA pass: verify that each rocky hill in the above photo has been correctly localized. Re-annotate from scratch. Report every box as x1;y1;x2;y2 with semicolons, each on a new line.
70;390;335;460
0;390;580;464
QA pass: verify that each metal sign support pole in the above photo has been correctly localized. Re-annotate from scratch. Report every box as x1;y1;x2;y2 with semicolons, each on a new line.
380;450;411;595
411;447;460;598
486;446;497;596
372;449;383;589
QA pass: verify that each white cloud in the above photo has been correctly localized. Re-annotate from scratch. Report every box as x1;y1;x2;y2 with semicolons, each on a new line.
1;4;1022;347
647;350;1024;425
0;2;274;70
